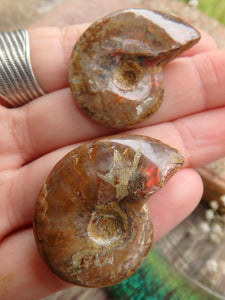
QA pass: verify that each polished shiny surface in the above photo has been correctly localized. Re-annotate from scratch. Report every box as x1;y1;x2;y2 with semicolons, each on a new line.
69;9;200;128
33;135;183;287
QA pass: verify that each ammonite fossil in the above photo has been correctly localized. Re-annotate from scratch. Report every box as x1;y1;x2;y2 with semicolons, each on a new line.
33;135;183;287
69;9;201;128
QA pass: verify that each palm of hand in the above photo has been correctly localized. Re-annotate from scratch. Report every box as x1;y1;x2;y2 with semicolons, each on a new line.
0;25;225;299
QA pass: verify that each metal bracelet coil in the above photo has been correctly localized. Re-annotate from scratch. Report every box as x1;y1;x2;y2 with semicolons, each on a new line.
0;29;45;107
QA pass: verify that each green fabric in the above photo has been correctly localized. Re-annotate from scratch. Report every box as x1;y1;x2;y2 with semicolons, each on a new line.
105;247;216;300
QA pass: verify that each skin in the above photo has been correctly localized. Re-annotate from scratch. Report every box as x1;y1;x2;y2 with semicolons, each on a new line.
0;23;225;299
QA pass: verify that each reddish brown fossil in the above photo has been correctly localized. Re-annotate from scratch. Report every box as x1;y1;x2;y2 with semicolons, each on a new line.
33;135;183;287
69;9;201;129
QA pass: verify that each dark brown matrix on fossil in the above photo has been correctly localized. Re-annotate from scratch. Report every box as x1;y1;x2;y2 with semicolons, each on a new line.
69;9;201;128
33;135;183;287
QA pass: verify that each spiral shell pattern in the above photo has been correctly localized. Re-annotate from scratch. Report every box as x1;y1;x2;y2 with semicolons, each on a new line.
69;9;200;128
33;135;183;287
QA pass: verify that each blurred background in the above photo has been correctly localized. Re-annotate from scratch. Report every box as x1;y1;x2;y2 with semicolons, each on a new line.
0;0;225;46
180;0;225;25
0;0;225;37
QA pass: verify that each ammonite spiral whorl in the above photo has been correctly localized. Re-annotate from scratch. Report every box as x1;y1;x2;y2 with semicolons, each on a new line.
33;135;183;287
69;9;200;128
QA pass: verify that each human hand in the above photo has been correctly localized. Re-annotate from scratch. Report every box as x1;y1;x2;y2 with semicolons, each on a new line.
0;24;224;299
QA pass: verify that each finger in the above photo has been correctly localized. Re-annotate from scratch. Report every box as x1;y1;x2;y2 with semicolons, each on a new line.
11;89;114;165
0;228;70;300
28;24;88;93
11;49;225;164
151;168;203;241
1;106;225;241
180;30;217;57
0;169;202;299
134;107;225;169
27;25;217;94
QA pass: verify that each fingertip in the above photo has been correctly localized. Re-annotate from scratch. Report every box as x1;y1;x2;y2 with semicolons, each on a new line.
149;168;203;242
181;30;218;57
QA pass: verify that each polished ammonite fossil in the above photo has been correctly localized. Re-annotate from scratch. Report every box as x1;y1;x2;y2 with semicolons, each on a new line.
69;9;200;128
33;135;183;287
33;8;198;287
